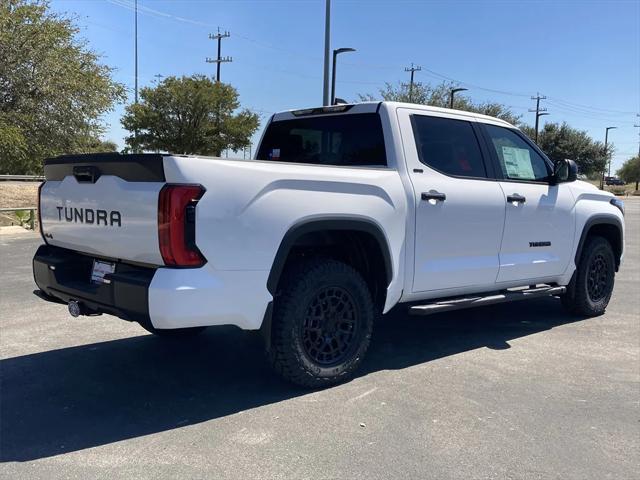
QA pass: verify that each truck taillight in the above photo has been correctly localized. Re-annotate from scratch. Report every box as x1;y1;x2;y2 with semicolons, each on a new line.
158;184;206;267
37;182;46;243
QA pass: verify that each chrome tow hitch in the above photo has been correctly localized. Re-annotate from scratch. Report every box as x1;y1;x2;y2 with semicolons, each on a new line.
68;300;82;317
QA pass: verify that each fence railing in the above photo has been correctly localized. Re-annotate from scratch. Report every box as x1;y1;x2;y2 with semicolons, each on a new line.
0;207;38;230
0;175;44;182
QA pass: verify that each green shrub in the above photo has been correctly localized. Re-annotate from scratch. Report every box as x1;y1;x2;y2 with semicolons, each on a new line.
608;187;626;196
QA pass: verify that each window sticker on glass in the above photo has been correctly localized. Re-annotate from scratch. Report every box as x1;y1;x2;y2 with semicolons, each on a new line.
501;146;535;180
270;148;281;160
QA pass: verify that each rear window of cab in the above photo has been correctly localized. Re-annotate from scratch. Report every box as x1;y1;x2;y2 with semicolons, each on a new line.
257;113;387;167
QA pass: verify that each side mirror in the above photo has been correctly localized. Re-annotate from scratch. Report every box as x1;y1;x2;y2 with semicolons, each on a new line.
554;159;578;183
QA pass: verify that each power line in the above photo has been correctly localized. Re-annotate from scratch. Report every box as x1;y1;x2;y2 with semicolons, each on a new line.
206;28;232;82
242;61;381;86
108;0;212;28
419;67;532;98
545;99;638;123
546;96;637;116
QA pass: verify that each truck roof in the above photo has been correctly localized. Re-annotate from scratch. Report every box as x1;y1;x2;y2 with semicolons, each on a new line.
273;101;516;129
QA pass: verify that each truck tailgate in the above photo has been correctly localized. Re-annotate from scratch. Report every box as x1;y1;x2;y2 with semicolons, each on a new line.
40;154;165;265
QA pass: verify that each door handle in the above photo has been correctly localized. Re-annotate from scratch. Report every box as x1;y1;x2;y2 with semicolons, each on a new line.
421;191;446;202
507;194;526;204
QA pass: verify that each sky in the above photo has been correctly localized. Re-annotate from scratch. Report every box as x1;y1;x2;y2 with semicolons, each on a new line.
50;0;640;171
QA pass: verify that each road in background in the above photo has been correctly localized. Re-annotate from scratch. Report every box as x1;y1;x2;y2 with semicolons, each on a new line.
1;201;638;480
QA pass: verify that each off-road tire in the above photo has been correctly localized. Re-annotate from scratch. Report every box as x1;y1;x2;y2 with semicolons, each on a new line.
562;235;616;316
268;258;374;388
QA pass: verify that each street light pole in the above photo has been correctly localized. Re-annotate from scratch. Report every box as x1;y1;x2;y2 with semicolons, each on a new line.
133;0;138;152
322;0;331;106
331;48;356;105
134;0;138;105
601;126;617;189
449;87;468;109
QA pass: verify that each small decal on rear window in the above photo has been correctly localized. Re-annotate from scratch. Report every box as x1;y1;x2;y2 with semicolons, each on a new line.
270;148;281;160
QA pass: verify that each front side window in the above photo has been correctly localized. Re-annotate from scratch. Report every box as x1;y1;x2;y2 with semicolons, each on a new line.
484;125;551;182
410;115;487;178
257;113;386;166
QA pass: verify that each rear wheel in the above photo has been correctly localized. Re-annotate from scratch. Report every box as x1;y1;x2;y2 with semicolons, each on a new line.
562;235;616;316
268;258;374;388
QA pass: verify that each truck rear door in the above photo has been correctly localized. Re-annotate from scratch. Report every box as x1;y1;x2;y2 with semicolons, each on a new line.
397;108;507;293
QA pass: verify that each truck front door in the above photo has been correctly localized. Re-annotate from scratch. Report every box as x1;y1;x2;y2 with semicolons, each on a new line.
479;124;575;283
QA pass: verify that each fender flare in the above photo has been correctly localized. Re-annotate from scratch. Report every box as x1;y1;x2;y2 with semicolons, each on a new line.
574;214;623;270
266;218;393;295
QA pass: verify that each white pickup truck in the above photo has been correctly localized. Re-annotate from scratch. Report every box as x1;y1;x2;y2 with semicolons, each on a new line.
34;102;625;387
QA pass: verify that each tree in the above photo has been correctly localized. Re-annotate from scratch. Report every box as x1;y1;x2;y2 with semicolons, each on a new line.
617;156;640;190
121;76;259;156
0;0;125;174
74;136;118;154
358;81;522;125
520;122;608;176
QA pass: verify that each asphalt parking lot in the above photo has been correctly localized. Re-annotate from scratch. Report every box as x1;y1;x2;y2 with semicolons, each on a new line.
1;200;638;480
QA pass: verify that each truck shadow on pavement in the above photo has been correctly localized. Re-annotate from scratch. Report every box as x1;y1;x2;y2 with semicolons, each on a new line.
1;297;586;462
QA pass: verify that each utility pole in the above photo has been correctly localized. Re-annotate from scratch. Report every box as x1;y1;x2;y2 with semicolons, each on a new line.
635;115;640;157
529;93;548;143
322;0;331;106
206;28;232;82
404;63;421;103
600;126;617;189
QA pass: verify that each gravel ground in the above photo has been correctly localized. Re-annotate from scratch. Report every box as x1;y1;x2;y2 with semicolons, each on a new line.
0;182;40;208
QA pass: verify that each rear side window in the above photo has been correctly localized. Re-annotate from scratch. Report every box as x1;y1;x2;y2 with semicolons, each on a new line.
484;125;551;182
410;115;487;178
257;113;387;166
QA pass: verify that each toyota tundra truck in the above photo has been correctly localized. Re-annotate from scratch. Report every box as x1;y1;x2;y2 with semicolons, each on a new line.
33;102;625;387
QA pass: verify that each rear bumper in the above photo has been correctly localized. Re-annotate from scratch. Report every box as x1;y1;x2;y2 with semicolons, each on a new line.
33;245;155;326
148;265;272;330
32;245;272;331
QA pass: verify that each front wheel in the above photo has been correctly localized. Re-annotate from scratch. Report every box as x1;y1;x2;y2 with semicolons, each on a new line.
562;235;616;316
268;258;375;388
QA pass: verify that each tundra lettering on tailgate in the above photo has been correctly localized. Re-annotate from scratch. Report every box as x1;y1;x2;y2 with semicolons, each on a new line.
56;206;122;227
